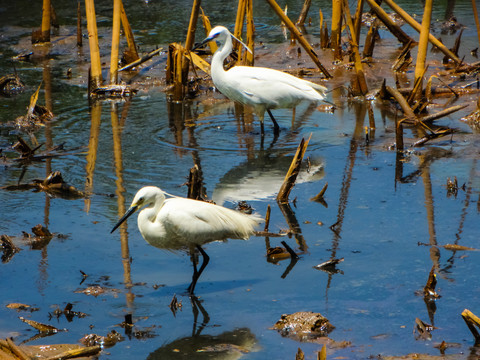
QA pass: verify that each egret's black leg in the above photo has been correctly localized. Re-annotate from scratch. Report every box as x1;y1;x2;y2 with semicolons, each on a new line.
187;245;210;295
267;109;280;137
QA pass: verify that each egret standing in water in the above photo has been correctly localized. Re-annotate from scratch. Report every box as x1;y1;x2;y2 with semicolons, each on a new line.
111;186;260;295
193;26;327;137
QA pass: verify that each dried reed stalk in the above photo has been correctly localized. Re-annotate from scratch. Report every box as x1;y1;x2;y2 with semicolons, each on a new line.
386;85;416;120
363;21;378;58
200;7;217;53
182;0;202;82
461;309;480;344
175;45;185;101
382;0;461;64
413;0;433;100
5;338;30;360
364;0;412;45
110;0;122;85
244;0;254;65
473;0;480;48
395;118;404;151
119;47;163;72
185;0;202;51
85;0;103;89
265;0;332;78
234;0;246;55
342;0;368;95
120;0;140;62
41;0;51;42
277;134;312;203
408;66;427;104
353;0;364;47
166;43;186;101
297;0;311;26
77;1;82;46
320;9;330;49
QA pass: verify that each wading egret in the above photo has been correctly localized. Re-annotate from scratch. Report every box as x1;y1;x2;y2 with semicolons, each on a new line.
193;26;327;137
111;186;260;294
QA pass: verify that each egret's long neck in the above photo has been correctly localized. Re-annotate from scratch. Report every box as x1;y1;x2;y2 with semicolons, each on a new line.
137;193;166;243
210;34;233;85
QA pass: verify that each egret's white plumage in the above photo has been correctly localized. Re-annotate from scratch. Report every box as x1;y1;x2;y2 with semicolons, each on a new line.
111;186;260;294
195;26;327;135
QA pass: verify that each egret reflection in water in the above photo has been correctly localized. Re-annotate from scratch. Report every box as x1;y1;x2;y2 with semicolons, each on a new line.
212;154;325;205
147;327;257;360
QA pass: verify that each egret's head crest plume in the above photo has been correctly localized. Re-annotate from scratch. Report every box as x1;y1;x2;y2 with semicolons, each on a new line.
193;26;253;54
229;32;253;55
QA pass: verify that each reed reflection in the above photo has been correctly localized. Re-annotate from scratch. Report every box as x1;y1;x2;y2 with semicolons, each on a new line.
111;100;135;307
84;101;102;213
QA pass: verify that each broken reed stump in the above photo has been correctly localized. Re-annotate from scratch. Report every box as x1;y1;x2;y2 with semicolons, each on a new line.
318;344;327;360
310;182;328;207
264;204;271;232
166;43;187;102
296;0;311;27
331;0;342;61
120;0;140;63
461;309;480;344
186;164;206;200
277;135;311;203
363;21;379;58
32;0;51;43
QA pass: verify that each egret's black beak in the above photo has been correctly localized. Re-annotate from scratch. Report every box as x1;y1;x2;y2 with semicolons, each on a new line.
192;35;216;51
111;205;138;233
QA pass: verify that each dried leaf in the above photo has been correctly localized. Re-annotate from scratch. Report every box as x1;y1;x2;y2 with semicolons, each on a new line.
19;317;60;333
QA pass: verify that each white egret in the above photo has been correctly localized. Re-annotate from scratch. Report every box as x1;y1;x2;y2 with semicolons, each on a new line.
111;186;260;294
193;26;327;137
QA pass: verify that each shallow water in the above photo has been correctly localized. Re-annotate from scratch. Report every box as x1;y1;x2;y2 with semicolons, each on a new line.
1;0;479;359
